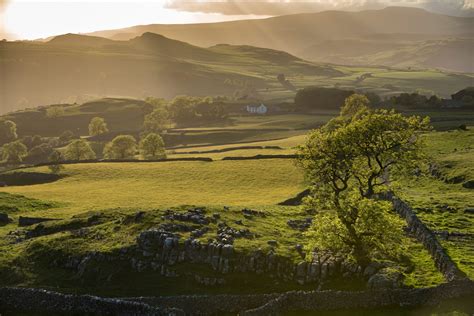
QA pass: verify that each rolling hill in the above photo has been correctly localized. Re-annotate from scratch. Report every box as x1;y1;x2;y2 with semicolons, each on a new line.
2;29;474;115
0;32;339;114
87;7;474;72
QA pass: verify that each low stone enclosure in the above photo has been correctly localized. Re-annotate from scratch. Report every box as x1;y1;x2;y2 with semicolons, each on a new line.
1;193;472;315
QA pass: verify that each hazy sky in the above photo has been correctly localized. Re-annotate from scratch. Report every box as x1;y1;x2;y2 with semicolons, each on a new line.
1;0;473;40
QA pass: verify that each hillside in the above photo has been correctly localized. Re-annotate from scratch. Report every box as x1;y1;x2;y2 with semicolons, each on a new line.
0;32;332;114
88;7;474;72
2;31;473;115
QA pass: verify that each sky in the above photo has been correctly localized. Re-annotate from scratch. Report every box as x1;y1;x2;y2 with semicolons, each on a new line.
1;0;473;40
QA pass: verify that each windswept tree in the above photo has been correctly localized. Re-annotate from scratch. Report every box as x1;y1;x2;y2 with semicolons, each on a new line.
1;140;27;163
143;107;170;135
140;133;166;160
103;135;137;159
64;139;96;160
0;120;18;145
88;117;109;136
297;95;430;266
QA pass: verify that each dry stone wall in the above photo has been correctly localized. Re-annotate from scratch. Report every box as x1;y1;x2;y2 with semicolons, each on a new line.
379;192;467;281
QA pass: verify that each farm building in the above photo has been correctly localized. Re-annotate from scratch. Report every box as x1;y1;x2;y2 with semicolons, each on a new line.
246;104;267;114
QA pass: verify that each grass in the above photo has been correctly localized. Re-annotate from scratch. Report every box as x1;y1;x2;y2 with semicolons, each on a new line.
1;160;305;217
0;125;471;295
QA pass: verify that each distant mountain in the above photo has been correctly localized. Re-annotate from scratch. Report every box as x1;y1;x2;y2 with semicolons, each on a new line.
88;7;474;72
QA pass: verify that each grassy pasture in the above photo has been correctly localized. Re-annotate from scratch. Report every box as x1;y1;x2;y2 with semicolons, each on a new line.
1;159;305;217
0;126;471;293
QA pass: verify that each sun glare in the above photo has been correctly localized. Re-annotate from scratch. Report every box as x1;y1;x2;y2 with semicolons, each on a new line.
3;0;268;40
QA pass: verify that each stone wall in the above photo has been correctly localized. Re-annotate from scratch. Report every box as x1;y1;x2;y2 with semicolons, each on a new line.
2;279;472;315
379;192;467;281
0;287;184;315
241;279;474;315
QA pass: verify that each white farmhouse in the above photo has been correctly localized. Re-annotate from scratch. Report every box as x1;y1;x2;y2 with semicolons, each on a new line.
246;104;267;114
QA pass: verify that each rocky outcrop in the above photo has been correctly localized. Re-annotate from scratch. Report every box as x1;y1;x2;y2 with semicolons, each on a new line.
379;192;467;281
133;229;364;285
0;213;12;225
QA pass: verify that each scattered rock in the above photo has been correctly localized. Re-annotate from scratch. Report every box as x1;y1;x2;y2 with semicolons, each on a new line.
217;224;253;244
287;218;313;231
163;208;210;225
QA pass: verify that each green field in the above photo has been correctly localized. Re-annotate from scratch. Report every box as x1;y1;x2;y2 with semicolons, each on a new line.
0;118;472;295
1;160;305;216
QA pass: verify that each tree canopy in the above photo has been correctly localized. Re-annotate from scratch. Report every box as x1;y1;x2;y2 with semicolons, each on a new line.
297;94;431;266
103;135;137;159
64;139;96;160
0;120;18;145
1;140;27;163
88;117;109;136
140;133;166;160
143;107;170;135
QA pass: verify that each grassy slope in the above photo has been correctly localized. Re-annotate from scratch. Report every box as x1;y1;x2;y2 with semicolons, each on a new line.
1;124;472;293
399;128;474;279
88;7;473;73
0;160;305;215
2;30;473;114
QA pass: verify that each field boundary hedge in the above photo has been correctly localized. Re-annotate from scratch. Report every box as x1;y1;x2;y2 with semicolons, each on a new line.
222;154;298;160
172;145;283;154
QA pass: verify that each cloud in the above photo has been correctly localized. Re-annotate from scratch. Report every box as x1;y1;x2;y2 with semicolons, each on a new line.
165;0;474;17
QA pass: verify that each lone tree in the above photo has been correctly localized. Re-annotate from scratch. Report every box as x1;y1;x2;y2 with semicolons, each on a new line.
140;133;166;160
143;107;170;135
64;139;96;160
297;94;430;266
103;135;137;159
1;140;27;163
88;117;109;136
48;150;64;174
0;120;18;145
